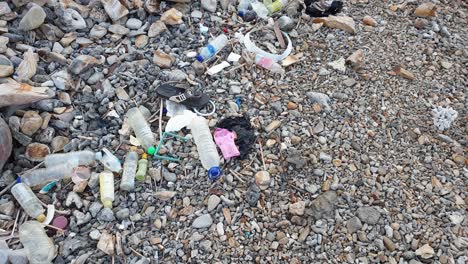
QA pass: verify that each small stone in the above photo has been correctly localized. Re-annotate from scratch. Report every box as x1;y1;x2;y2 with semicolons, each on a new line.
135;35;148;48
265;120;282;132
414;18;429;29
0;2;11;16
192;214;213;228
313;15;356;34
383;236;396;251
0;55;13;77
416;244;435;259
362;15;377;26
440;61;452;69
108;24;129;35
20;111;42;136
90;25;107;39
70;55;99;75
166;69;187;81
356;206;381;225
153;218;162;229
62;9;86;30
328;57;346;72
414;3;436;17
25;143;50;161
346;50;365;70
89;230;101;240
255;171;271;190
278;16;295;31
191;10;203;18
155;191;176;201
229;85;241;94
97;208;115;222
343;78;356;87
0;201;15;216
0;37;8;54
50;136;69;152
148;21;167;37
89;202;103;217
346;217;362;233
289;201;305;216
308;191;338;219
153;50;173;69
126;18;143;30
19;4;46;31
201;0;217;12
160;8;183;25
207;195;221;212
52;70;73;90
101;0;129;21
115;208;130;220
97;232;114;255
287;102;298;110
393;66;415;80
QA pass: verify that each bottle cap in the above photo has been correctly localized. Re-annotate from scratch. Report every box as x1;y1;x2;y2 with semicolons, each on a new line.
147;146;156;155
103;200;112;208
37;214;46;222
238;10;245;17
196;55;204;62
142;153;148;159
208;167;222;181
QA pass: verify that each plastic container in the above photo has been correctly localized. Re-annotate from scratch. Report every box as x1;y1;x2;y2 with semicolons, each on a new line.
96;148;122;172
126;107;156;154
238;0;253;14
135;153;148;181
255;54;285;74
11;183;46;222
21;164;75;186
264;0;288;13
19;221;56;264
196;34;229;62
99;171;114;208
120;151;138;191
251;2;269;19
44;150;96;168
189;116;222;180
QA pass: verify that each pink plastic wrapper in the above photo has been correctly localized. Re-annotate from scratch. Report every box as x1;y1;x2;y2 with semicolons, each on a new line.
214;128;240;159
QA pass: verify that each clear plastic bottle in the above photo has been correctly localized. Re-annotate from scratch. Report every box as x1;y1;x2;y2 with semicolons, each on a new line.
96;148;122;173
188;116;222;181
126;107;156;154
11;183;46;222
21;164;75;186
19;221;56;264
196;34;229;62
44;150;96;168
135;153;148;181
238;0;253;13
264;0;288;13
120;151;138;191
99;171;114;208
255;54;285;74
251;2;269;19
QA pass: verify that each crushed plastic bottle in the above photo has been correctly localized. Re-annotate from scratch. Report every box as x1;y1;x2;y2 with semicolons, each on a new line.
135;153;148;181
255;54;285;74
196;34;229;62
189;116;222;181
264;0;288;14
44;150;96;168
19;221;56;264
126;107;156;154
120;151;138;191
99;171;114;208
251;2;269;19
238;0;253;14
21;164;75;186
11;182;46;222
96;148;122;172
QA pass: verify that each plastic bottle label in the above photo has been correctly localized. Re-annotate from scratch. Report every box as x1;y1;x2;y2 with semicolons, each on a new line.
207;44;216;56
257;57;273;68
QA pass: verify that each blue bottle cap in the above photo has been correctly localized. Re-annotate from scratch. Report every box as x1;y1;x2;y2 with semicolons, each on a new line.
16;177;21;183
196;55;204;62
238;10;244;17
208;167;222;181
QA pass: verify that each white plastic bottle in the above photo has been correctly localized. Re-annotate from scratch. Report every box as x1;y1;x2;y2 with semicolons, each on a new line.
188;116;222;180
21;164;75;186
11;183;46;222
19;221;56;264
44;150;96;168
126;107;156;154
255;54;285;74
251;2;269;19
99;171;114;208
96;148;122;172
120;151;138;191
196;34;229;62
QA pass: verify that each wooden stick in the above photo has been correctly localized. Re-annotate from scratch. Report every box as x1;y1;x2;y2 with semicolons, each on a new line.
258;138;266;171
129;247;144;258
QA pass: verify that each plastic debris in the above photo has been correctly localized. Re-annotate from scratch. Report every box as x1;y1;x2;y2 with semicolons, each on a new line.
126;107;156;154
227;53;242;62
189;116;222;181
264;0;288;14
256;54;285;74
21;164;75;186
97;148;122;173
214;128;240;159
99;171;114;208
207;61;231;75
135;153;149;181
120;151;138;191
432;106;458;131
19;221;56;264
165;110;196;132
216;116;255;159
305;0;343;17
154;132;189;162
11;182;46;222
44;150;96;168
244;30;292;62
196;34;229;62
71;166;91;184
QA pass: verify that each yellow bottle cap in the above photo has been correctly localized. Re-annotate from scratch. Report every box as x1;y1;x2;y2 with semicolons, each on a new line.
103;200;112;208
142;153;148;159
36;214;46;222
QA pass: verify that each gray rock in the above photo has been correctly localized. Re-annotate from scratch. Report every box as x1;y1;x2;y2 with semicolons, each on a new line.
19;5;46;31
166;69;187;81
89;230;100;240
346;217;362;233
191;10;203;18
90;25;107;39
109;24;130;35
62;9;87;30
307;191;338;219
89;202;103;217
116;208;130;220
74;211;91;226
97;208;115;222
207;195;221;212
229;85;241;94
278;16;295;31
201;0;217;12
163;171;177;182
126;18;142;29
356;206;381;225
246;184;261;207
192;214;213;228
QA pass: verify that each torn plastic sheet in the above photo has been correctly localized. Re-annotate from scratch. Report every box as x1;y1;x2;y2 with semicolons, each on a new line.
244;29;292;62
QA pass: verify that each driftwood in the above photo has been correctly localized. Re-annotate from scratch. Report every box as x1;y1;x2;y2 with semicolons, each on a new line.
0;80;53;108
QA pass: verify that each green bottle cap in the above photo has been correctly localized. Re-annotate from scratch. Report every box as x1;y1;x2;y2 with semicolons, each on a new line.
147;146;156;155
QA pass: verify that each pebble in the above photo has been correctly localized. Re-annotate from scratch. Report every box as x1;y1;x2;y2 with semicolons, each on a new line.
116;208;130;220
126;18;143;30
192;214;213;229
201;0;217;12
89;230;101;240
18;4;46;31
20;111;42;136
289;201;305;216
308;191;337;219
207;195;221;212
356;206;381;225
346;217;362;233
97;208;115;222
25;143;50;161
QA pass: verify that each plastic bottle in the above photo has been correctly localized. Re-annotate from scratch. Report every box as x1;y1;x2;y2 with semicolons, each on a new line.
255;54;285;74
264;0;288;13
251;2;269;19
44;150;96;168
19;221;56;264
96;148;122;172
120;151;138;191
188;116;222;181
126;107;156;155
99;171;114;208
135;153;148;181
238;0;253;14
21;164;75;186
196;34;229;62
11;183;46;222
